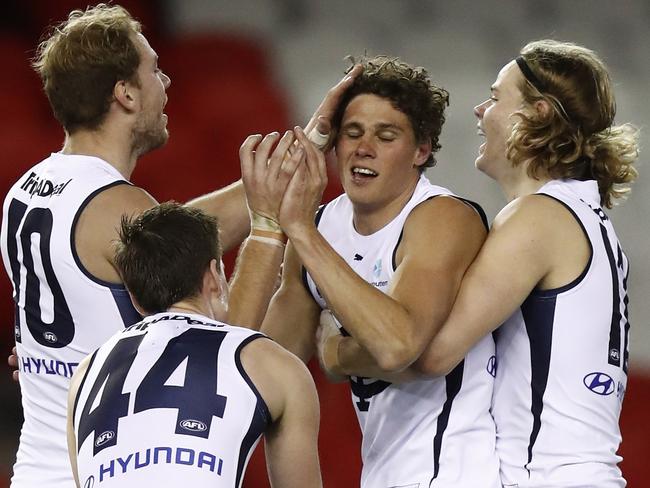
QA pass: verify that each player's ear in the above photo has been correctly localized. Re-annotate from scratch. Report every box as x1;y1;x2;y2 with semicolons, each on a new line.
206;259;222;294
413;140;432;168
113;79;138;111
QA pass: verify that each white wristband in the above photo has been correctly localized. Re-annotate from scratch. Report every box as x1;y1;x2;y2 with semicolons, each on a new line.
248;235;286;248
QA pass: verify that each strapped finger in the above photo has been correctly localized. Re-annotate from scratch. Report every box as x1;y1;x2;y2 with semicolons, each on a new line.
294;126;324;182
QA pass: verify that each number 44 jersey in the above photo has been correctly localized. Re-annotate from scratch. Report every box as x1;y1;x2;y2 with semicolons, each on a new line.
0;153;142;487
73;313;270;488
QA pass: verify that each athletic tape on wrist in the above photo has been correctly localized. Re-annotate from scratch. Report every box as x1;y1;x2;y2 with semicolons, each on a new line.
248;235;286;248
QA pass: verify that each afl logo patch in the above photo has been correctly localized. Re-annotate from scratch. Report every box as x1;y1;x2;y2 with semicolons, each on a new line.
180;419;207;432
95;430;114;447
43;331;58;343
83;476;95;488
583;372;615;396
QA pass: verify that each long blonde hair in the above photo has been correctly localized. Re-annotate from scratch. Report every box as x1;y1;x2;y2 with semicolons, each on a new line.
506;40;638;208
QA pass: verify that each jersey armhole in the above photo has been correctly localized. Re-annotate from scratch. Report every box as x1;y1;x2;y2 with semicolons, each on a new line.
70;180;133;290
390;195;489;271
234;334;272;426
531;193;594;297
300;202;329;299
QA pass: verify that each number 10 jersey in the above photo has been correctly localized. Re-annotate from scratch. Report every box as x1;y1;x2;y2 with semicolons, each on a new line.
0;153;142;487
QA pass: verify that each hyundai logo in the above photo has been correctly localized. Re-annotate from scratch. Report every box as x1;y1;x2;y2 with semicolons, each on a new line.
486;355;497;377
95;430;115;447
583;372;615;396
180;419;207;432
43;331;58;343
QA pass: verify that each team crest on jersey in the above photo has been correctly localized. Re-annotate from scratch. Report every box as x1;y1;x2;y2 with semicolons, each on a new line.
609;348;620;362
95;430;115;448
180;419;208;433
583;372;615;396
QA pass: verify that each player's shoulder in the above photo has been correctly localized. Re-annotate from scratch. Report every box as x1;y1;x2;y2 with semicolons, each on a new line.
403;194;488;246
239;337;315;418
240;336;309;376
89;183;157;216
494;192;573;232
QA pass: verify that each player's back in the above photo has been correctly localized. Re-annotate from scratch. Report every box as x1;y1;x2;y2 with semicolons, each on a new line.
73;312;270;488
0;153;141;487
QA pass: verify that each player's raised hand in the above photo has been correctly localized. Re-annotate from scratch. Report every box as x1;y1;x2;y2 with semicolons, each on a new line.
239;131;305;234
304;64;362;151
278;127;327;237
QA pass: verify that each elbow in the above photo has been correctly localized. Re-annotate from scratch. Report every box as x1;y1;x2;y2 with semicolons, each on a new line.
373;338;419;373
413;352;459;378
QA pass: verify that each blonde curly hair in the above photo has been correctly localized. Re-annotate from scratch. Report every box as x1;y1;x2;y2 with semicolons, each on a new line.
506;40;638;208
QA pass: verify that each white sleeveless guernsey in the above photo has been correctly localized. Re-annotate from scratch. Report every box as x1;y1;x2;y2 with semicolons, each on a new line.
493;179;629;488
304;175;501;488
73;313;269;488
1;153;142;487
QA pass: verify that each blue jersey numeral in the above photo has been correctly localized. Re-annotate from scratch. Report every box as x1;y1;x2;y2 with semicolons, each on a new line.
6;199;75;348
78;328;229;453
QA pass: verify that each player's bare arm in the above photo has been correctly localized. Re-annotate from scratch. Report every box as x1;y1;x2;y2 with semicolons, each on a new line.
240;338;322;488
415;194;590;376
185;181;249;253
289;195;486;373
262;241;322;362
261;128;328;362
228;130;305;329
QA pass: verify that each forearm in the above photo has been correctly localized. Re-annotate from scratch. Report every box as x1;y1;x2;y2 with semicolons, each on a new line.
289;226;416;371
186;180;249;252
227;237;285;329
329;335;421;383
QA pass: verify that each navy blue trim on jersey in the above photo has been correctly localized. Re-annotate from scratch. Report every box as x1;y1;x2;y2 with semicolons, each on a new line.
429;360;464;485
390;195;488;271
301;203;329;294
530;194;593;298
455;197;489;230
599;224;623;368
72;350;98;422
70;180;133;290
521;293;556;474
110;287;142;328
234;333;271;488
391;195;436;271
622;260;630;373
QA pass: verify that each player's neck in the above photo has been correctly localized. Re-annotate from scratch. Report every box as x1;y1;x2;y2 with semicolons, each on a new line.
167;298;214;320
61;129;137;180
497;161;552;202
